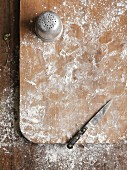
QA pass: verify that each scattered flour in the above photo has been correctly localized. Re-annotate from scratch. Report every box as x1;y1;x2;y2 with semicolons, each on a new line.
0;0;127;169
20;0;127;144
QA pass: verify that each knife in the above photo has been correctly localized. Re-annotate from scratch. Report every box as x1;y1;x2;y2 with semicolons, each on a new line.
67;100;112;149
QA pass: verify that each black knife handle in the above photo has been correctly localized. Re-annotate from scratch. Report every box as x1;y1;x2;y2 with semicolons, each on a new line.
67;126;88;149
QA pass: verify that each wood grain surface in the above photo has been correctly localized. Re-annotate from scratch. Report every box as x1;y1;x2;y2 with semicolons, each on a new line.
20;0;127;144
0;0;127;170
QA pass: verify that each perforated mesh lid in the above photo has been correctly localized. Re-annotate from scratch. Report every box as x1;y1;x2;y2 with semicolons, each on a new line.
35;11;63;42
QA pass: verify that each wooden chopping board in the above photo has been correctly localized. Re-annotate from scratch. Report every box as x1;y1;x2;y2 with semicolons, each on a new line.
20;0;127;144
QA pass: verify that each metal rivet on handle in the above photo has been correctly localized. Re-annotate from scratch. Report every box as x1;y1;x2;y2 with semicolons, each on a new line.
35;11;63;42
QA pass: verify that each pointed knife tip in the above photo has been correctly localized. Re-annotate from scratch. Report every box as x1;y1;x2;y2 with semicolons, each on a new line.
106;99;112;105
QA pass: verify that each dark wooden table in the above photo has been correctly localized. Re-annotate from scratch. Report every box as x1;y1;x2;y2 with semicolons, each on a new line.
0;1;127;169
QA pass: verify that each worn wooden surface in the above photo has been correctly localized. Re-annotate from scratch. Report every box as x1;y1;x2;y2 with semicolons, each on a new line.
20;0;127;144
0;0;127;170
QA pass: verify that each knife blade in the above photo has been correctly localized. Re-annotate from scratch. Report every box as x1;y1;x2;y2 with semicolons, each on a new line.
67;100;112;149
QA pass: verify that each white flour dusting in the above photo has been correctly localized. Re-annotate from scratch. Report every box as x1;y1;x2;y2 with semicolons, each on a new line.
0;0;127;170
20;0;127;144
0;88;14;149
